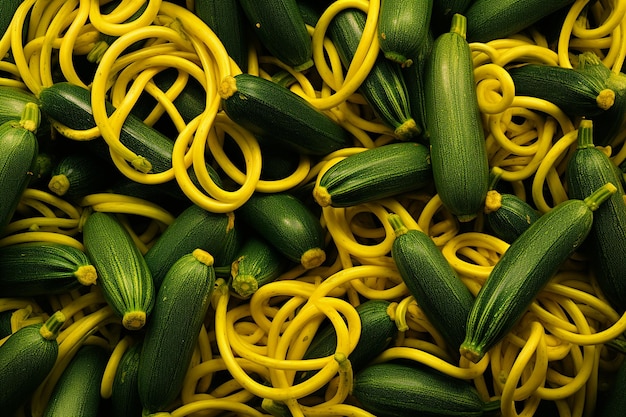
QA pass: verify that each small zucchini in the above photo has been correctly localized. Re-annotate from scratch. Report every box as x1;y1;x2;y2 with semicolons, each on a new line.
389;213;474;357
82;211;155;331
566;119;626;312
138;249;216;414
42;344;110;417
0;242;97;297
352;361;501;417
236;192;327;270
48;152;121;200
484;190;540;244
219;73;352;156
423;14;489;222
461;182;617;363
312;141;432;208
110;340;143;417
0;311;65;415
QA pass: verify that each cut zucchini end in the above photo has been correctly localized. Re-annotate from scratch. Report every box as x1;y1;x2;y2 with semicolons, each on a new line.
231;274;259;298
484;190;502;214
459;343;484;364
394;118;421;140
312;186;332;207
48;174;70;196
301;247;326;270
75;265;98;286
122;310;147;331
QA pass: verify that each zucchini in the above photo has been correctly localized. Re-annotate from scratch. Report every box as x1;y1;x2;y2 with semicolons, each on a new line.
0;311;65;415
0;242;97;297
230;233;292;299
597;354;626;417
0;85;51;141
312;141;432;208
389;214;474;357
327;8;420;140
377;0;433;67
460;182;617;363
423;14;489;222
48;152;121;200
235;192;326;270
352;362;501;417
138;249;216;414
0;103;40;235
42;344;109;417
194;0;249;72
0;310;13;339
143;203;242;290
238;0;313;71
82;211;155;331
465;0;576;42
566;119;626;312
219;73;352;156
0;0;21;40
484;190;540;244
110;340;143;417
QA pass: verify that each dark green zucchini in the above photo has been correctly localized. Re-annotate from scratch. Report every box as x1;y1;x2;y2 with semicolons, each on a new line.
110;340;143;417
0;85;51;141
484;190;540;244
48;153;121;200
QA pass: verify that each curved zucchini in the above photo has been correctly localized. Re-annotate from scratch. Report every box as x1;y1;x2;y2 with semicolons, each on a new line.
423;14;489;222
484;190;540;244
82;211;155;331
220;73;352;156
389;214;474;357
138;249;216;414
566;119;626;312
313;141;432;207
0;242;97;296
236;192;327;270
460;183;617;363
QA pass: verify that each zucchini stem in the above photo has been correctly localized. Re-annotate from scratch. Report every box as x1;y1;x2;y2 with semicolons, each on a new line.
450;14;467;39
584;182;617;211
39;311;65;340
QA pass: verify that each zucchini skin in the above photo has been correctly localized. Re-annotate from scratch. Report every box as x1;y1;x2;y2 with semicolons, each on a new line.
0;312;65;415
82;211;155;331
327;8;419;140
484;191;540;244
236;192;326;269
48;152;120;199
460;184;616;363
0;86;51;141
238;0;313;71
220;73;352;156
144;203;242;290
352;361;499;417
423;14;489;222
0;0;21;40
42;344;109;417
313;142;433;207
0;242;97;296
110;340;143;417
566;121;626;312
597;355;626;417
138;249;216;414
389;214;474;357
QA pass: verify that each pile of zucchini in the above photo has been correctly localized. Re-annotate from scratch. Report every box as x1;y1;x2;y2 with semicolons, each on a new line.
1;0;626;416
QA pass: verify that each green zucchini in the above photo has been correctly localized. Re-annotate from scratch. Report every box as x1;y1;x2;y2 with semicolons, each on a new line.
460;182;617;363
0;0;21;40
235;192;326;270
229;233;292;299
48;152;121;199
0;103;40;235
0;85;51;141
378;0;433;67
423;14;489;222
144;203;242;290
42;344;109;417
389;214;474;357
195;0;249;72
566;119;626;312
0;310;13;339
597;354;626;417
110;339;143;417
484;190;540;244
238;0;313;71
82;211;155;331
312;141;432;208
0;242;97;297
327;8;420;140
0;311;65;415
138;249;216;414
219;73;352;156
465;0;576;42
352;362;501;417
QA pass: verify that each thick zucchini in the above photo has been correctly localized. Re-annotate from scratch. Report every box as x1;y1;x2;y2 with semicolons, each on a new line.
219;73;352;156
389;214;474;357
0;104;40;235
352;362;501;417
138;249;216;414
378;0;433;67
82;211;155;331
42;344;109;417
327;8;420;140
238;0;313;71
312;141;432;207
566;119;626;312
460;183;617;363
144;203;242;290
423;14;489;222
235;192;326;269
0;311;65;415
484;190;540;244
110;340;143;417
48;153;121;199
0;242;97;297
